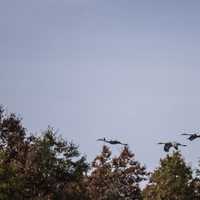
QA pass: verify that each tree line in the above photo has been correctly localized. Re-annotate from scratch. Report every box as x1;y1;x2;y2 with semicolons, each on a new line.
0;106;200;200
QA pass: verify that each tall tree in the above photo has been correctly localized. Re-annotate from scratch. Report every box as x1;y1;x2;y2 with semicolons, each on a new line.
0;107;89;200
23;128;89;199
0;107;27;199
143;151;195;200
87;145;147;200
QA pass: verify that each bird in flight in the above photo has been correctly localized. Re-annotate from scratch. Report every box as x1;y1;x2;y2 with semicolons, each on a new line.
97;137;127;146
158;142;187;152
181;133;200;141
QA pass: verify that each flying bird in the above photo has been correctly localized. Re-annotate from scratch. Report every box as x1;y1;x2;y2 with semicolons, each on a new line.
181;133;200;141
97;137;127;146
158;142;186;152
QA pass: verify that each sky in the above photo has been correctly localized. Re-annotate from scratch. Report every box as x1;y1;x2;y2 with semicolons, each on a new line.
1;0;200;170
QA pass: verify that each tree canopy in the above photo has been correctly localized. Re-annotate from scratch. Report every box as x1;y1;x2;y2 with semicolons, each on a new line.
143;151;194;200
1;106;200;199
87;145;147;200
0;107;88;200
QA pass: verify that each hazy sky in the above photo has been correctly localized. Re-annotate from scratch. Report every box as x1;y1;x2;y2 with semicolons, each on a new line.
1;0;200;170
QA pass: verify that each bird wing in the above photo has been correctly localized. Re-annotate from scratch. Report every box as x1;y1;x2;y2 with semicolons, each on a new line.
176;142;186;146
175;143;187;147
181;133;193;136
117;141;128;146
173;145;179;150
181;144;187;147
158;142;165;145
97;138;106;142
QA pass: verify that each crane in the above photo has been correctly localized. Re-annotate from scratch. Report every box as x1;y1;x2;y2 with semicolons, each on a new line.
181;133;200;141
97;137;127;146
158;142;186;152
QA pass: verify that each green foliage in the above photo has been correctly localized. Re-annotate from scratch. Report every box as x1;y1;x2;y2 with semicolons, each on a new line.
0;107;89;200
143;151;195;200
0;151;24;200
2;106;200;199
87;145;147;200
22;128;89;199
190;161;200;200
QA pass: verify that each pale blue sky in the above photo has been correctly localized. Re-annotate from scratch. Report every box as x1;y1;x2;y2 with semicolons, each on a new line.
1;0;200;170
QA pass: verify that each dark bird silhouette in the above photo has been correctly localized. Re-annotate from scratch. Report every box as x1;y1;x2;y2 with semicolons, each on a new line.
158;142;187;152
181;133;200;141
97;137;127;146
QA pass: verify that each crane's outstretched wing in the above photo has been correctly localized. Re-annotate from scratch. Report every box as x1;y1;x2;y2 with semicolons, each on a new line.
174;143;187;150
97;138;106;142
174;145;178;150
180;144;187;147
181;133;193;136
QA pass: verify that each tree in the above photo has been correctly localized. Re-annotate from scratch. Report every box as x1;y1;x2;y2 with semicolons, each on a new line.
87;145;147;200
0;107;28;199
190;160;200;200
23;128;89;199
142;151;195;200
0;107;89;200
